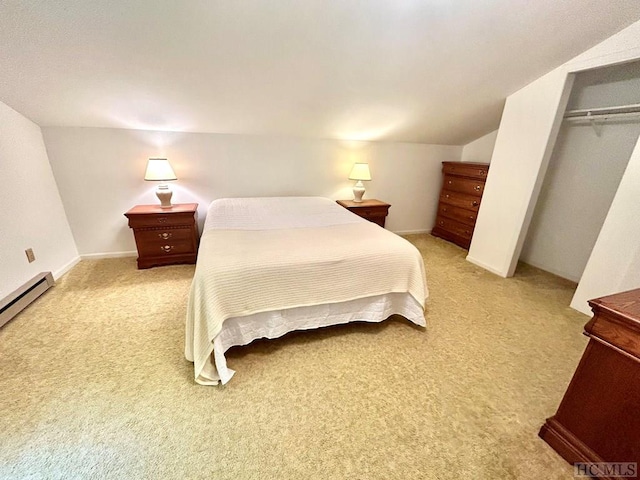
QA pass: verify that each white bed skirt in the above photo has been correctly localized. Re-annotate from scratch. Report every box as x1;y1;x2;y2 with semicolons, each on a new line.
196;292;425;385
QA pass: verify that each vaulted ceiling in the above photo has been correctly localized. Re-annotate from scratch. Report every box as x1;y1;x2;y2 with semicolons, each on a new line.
1;1;639;145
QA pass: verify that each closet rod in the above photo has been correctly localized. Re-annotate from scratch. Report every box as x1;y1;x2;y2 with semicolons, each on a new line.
564;103;640;118
564;111;640;122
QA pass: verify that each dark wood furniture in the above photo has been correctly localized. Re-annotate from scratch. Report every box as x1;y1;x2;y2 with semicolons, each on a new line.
539;288;640;478
336;199;390;228
431;161;489;249
124;203;199;269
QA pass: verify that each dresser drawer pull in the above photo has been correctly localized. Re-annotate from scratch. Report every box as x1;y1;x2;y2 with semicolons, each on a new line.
465;230;471;235
479;170;486;176
161;245;174;253
445;194;450;198
159;232;173;240
469;215;475;220
474;185;481;191
157;217;168;223
448;180;452;185
472;201;478;206
439;221;444;226
442;207;448;212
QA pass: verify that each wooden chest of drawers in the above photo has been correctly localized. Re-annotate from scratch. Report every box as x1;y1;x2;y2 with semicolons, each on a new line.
431;162;489;249
124;203;199;269
336;199;390;227
539;288;640;475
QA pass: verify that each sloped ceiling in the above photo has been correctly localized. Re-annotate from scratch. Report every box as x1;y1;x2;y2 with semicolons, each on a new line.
1;1;639;145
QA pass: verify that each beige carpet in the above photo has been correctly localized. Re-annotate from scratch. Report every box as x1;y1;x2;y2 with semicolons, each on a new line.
0;234;588;479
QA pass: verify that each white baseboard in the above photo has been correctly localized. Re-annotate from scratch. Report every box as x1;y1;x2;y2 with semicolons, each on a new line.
393;229;431;235
80;251;138;260
53;256;81;281
465;254;509;278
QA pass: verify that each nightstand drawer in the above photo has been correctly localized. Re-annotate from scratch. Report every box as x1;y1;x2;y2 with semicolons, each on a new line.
354;206;389;218
137;237;196;257
127;211;196;228
134;227;194;245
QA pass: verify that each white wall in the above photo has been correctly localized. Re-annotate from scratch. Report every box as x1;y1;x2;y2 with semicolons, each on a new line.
460;130;498;164
571;135;640;314
520;63;640;282
520;122;638;281
567;60;640;110
466;68;573;276
468;19;640;280
42;127;461;256
0;101;78;300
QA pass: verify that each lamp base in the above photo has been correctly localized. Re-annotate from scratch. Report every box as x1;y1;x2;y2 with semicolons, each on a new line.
156;184;173;208
352;181;365;203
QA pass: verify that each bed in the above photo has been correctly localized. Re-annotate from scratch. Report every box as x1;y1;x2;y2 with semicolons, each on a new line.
185;197;428;385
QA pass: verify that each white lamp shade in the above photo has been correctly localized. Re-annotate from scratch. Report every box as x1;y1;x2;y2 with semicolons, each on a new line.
144;158;177;181
348;163;371;181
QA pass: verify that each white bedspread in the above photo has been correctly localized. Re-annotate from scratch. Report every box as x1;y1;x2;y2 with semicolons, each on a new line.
185;197;428;384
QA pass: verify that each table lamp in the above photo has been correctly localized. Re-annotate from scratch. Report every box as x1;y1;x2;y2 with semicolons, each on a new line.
348;163;371;202
144;158;177;208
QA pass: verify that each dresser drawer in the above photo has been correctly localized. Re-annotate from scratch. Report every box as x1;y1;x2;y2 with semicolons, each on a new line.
442;175;485;196
127;212;196;228
438;204;477;226
443;162;489;180
440;190;482;211
433;215;474;240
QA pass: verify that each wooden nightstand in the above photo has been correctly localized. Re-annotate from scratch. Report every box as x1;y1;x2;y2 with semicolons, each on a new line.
124;203;199;269
336;199;391;227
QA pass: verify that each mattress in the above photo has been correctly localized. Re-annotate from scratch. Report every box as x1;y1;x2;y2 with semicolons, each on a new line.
185;197;428;385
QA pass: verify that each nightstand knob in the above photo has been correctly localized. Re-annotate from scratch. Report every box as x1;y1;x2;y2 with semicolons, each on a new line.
161;245;173;253
159;232;172;240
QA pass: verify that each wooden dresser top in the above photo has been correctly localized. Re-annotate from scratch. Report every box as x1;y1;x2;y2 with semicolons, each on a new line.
125;203;198;216
586;288;640;360
336;199;390;208
589;288;640;321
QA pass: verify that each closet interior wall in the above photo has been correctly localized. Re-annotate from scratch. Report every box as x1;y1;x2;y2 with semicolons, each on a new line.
519;61;640;282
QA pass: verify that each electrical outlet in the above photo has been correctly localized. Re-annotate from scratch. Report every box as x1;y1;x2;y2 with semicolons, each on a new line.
25;248;35;263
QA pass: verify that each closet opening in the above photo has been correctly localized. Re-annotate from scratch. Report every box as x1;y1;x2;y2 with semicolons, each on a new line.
516;60;640;301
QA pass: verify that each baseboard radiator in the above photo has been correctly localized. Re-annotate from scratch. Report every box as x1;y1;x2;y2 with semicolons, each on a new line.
0;272;54;328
